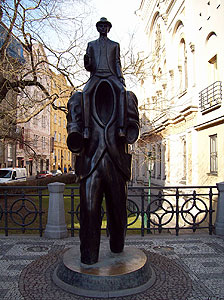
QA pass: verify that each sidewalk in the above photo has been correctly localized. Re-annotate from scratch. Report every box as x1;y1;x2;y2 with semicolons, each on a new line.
0;233;223;300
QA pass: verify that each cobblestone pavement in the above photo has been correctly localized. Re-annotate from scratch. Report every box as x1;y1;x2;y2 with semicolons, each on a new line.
0;234;224;300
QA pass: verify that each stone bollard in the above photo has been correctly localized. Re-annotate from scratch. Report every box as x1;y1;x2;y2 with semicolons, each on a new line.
215;182;224;235
44;182;68;238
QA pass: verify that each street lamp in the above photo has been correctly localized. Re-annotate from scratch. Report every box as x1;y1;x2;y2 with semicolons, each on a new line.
147;151;152;233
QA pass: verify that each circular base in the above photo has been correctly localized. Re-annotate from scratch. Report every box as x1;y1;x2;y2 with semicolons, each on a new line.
53;247;155;298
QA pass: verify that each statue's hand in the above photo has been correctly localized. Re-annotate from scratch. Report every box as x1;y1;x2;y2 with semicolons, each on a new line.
120;77;126;87
84;54;90;65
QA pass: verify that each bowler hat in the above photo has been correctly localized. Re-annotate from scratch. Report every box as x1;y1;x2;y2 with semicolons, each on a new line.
96;17;112;29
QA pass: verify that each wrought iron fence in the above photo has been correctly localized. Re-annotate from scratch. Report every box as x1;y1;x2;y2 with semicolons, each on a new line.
67;185;218;237
0;186;47;236
0;185;218;236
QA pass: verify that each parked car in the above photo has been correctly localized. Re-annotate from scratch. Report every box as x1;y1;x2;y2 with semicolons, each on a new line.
69;170;76;175
0;168;27;183
51;169;62;176
36;171;53;179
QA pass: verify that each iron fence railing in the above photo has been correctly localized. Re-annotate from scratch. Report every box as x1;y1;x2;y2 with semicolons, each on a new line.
67;185;218;237
199;81;222;112
0;185;218;236
0;186;47;236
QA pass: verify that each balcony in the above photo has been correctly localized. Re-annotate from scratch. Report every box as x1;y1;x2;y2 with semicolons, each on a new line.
199;81;222;113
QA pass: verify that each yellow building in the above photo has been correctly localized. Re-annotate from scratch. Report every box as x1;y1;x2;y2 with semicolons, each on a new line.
50;73;73;172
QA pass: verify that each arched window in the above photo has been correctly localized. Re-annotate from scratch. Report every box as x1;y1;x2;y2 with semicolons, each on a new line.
206;32;218;84
178;38;188;93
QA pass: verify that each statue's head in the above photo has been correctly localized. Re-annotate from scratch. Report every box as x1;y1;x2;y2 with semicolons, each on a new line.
96;17;112;35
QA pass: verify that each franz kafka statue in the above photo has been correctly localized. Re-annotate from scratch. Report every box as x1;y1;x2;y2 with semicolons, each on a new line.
67;17;140;265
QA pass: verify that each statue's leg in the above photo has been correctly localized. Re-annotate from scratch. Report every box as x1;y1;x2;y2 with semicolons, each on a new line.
79;171;103;264
104;153;127;253
109;77;127;137
82;77;100;139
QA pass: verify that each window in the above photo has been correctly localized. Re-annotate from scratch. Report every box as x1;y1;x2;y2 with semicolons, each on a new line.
63;120;66;129
58;133;61;142
68;151;70;161
54;131;57;142
178;38;188;93
54;113;57;124
180;136;187;183
210;134;217;174
208;55;218;84
8;144;13;159
59;117;61;127
42;115;46;128
42;137;46;150
33;116;38;125
183;138;187;180
33;135;38;147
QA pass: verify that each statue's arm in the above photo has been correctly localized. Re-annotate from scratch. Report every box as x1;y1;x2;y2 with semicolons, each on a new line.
115;43;125;86
66;92;84;153
84;43;92;71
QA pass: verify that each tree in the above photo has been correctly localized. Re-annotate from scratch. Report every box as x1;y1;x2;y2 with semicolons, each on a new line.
0;0;91;138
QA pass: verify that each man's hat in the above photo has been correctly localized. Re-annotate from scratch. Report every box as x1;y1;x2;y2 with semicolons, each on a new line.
96;17;112;29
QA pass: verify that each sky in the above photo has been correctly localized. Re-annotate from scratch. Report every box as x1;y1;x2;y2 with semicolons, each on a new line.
89;0;144;44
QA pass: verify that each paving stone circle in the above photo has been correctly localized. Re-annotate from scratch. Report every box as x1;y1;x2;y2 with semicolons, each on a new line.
19;248;193;300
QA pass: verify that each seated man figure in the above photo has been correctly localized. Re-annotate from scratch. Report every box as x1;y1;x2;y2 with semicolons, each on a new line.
83;17;126;139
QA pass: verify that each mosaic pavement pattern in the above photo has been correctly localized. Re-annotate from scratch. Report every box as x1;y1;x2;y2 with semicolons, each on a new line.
0;234;223;300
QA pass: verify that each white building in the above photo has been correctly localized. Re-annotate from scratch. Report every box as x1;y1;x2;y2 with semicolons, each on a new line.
134;0;224;187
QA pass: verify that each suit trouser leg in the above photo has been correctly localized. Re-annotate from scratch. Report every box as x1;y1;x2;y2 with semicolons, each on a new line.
79;153;127;263
103;153;128;253
82;77;100;135
79;170;103;264
109;77;127;129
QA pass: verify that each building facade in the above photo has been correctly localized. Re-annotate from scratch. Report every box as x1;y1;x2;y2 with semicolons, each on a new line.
0;21;73;175
0;22;26;168
135;0;224;186
16;44;51;175
50;73;73;172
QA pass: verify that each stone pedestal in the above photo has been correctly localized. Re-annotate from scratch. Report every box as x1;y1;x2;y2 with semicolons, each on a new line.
53;246;155;298
44;182;68;239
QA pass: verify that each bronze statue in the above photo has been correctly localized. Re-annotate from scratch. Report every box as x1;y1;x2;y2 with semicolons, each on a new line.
82;17;126;139
67;17;139;265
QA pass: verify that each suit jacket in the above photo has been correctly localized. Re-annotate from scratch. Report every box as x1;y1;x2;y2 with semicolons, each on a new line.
67;86;139;181
75;80;131;181
84;38;124;80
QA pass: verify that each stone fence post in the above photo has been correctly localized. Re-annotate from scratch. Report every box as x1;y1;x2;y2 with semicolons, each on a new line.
215;182;224;235
44;182;68;238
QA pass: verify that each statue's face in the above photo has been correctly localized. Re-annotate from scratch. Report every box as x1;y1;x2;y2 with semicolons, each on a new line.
97;23;110;35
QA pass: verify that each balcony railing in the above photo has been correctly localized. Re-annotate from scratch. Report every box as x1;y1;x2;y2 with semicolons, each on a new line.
199;81;222;112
